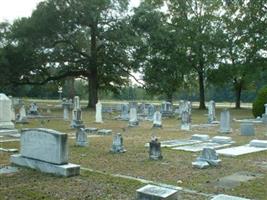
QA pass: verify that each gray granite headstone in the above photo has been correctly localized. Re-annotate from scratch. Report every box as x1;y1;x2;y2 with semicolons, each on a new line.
121;104;129;120
208;100;216;123
149;137;163;160
28;102;39;115
11;128;80;177
153;111;162;128
219;109;232;134
110;133;126;153
76;128;88;147
240;122;255;136
147;104;155;121
136;184;178;200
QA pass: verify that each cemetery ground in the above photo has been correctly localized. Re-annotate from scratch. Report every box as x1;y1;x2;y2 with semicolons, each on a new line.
1;101;267;200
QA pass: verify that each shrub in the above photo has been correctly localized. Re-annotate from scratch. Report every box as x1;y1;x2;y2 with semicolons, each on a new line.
252;86;267;118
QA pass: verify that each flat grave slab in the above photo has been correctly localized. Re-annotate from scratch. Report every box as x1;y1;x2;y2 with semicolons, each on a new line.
97;129;112;135
136;184;178;200
214;171;263;189
211;194;250;200
172;142;231;152
217;140;267;157
0;147;18;152
0;166;18;175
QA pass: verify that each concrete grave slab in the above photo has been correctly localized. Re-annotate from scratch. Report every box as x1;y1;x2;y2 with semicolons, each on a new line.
0;166;18;174
136;184;178;200
215;171;263;189
211;194;250;200
172;142;232;152
217;140;267;157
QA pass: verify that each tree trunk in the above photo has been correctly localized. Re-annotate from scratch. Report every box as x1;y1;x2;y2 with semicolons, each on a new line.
235;85;242;109
198;70;206;109
87;70;98;109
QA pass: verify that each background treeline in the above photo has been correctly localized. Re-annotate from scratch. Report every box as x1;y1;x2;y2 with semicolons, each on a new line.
0;0;266;108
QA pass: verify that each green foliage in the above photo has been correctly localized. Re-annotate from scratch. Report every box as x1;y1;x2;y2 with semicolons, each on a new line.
252;86;267;117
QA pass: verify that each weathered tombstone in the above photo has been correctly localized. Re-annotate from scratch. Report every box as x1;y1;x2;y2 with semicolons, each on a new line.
0;93;15;129
208;100;216;123
110;133;126;153
120;104;129;120
161;101;173;117
262;104;267;123
62;98;72;121
76;128;88;147
240;122;255;136
28;102;39;115
147;104;155;121
192;147;221;169
153;111;162;128
11;128;80;177
95;101;103;123
136;184;178;200
129;107;139;127
178;100;185;118
219;109;232;134
181;110;191;131
71;96;84;128
8;96;16;121
16;105;28;124
149;137;163;160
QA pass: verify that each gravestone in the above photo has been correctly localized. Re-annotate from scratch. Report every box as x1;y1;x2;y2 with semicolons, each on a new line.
211;194;250;200
62;98;72;121
261;104;267;123
153;111;162;128
9;96;16;121
0;93;15;129
240;122;255;136
147;104;155;121
219;109;232;133
28;102;39;115
161;101;173;117
181;110;191;131
95;101;103;123
192;147;221;169
120;104;129;120
76;128;88;147
110;133;126;153
208;100;216;123
71;96;84;128
129;107;139;127
149;137;163;160
11;128;80;177
136;184;178;200
16;105;28;124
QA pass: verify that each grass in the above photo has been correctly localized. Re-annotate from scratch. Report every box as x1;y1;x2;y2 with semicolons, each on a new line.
1;102;267;199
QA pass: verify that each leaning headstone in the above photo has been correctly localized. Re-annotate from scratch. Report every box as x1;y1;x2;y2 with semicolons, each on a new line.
149;137;163;160
95;101;103;123
240;122;255;136
208;100;216;123
129;107;139;127
219;109;232;134
16;105;28;124
153;111;162;128
11;128;80;177
0;93;15;129
28;102;39;115
76;128;88;147
136;184;178;200
181;110;191;131
261;104;267;123
110;133;126;153
192;147;221;169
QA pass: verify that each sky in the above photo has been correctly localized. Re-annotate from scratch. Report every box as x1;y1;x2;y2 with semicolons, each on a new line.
0;0;141;23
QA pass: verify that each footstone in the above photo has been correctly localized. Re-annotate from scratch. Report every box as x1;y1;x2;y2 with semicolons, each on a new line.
97;129;112;135
11;154;80;177
211;194;250;200
136;184;178;200
0;166;18;174
240;122;255;136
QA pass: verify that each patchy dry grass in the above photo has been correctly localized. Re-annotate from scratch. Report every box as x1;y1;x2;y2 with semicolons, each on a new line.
1;103;267;199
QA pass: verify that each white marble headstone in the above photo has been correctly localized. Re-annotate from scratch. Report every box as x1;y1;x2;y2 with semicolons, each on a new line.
0;93;15;129
95;101;103;123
